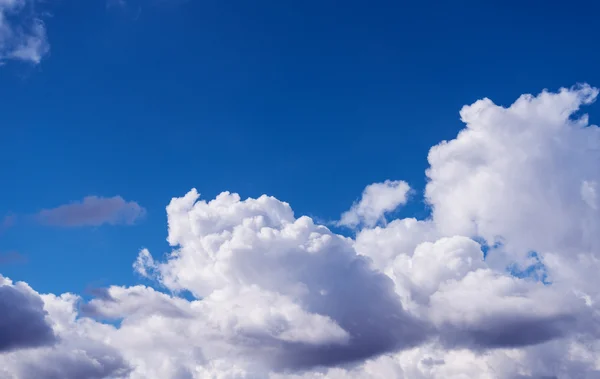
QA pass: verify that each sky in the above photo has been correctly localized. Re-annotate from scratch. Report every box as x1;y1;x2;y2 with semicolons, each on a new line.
1;1;600;378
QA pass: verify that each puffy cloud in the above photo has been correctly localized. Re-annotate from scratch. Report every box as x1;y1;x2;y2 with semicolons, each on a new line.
429;268;579;349
354;217;439;272
36;196;146;227
2;85;600;378
0;289;131;379
134;189;428;371
425;84;600;262
0;0;49;64
360;235;586;351
5;342;131;379
0;275;56;353
339;180;411;228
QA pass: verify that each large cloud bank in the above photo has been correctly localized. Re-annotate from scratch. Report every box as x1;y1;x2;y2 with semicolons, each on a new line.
1;85;600;378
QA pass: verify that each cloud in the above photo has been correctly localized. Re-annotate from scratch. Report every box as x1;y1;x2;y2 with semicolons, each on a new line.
0;0;49;64
425;84;600;261
0;292;131;379
0;275;56;352
0;250;27;265
36;196;146;227
0;214;15;234
339;180;411;228
80;285;193;321
134;189;428;371
2;85;600;378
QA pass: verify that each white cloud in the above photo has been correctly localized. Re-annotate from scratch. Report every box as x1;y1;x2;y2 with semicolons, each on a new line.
425;84;600;261
135;189;428;372
0;0;49;64
354;217;438;271
339;180;411;228
2;85;600;378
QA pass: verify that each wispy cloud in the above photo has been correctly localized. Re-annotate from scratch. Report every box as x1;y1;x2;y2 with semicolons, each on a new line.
0;251;27;265
106;0;127;9
0;214;15;233
36;196;146;227
0;0;49;64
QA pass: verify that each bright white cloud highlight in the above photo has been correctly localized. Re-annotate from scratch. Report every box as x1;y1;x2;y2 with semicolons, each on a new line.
426;84;600;260
339;180;411;228
1;85;600;378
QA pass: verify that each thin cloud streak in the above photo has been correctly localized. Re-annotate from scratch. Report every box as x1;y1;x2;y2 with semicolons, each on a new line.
36;196;146;227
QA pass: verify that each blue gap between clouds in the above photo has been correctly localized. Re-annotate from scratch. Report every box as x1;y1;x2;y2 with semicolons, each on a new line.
473;236;550;285
507;251;550;285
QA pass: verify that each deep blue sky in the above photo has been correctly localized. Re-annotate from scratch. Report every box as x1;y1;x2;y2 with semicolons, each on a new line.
1;0;599;295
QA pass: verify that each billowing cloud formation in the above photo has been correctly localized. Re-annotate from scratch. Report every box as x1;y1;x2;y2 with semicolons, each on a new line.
36;196;146;227
135;190;428;370
339;180;411;228
426;84;600;261
0;0;49;63
1;85;600;378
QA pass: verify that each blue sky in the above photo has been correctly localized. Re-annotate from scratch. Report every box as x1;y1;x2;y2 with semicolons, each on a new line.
1;0;599;297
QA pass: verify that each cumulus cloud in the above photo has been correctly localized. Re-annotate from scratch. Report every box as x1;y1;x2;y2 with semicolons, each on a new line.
0;292;131;379
425;84;600;261
0;0;49;64
2;85;600;378
36;196;146;227
134;189;428;371
81;285;194;321
339;180;411;228
0;275;56;352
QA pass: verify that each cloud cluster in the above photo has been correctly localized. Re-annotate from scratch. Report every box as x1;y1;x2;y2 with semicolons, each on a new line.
0;0;48;64
1;85;600;378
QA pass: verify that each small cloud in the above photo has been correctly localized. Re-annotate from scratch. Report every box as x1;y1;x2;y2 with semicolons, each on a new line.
0;0;50;64
1;214;15;233
0;251;28;265
8;19;49;64
338;180;411;229
36;196;146;227
133;248;157;279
